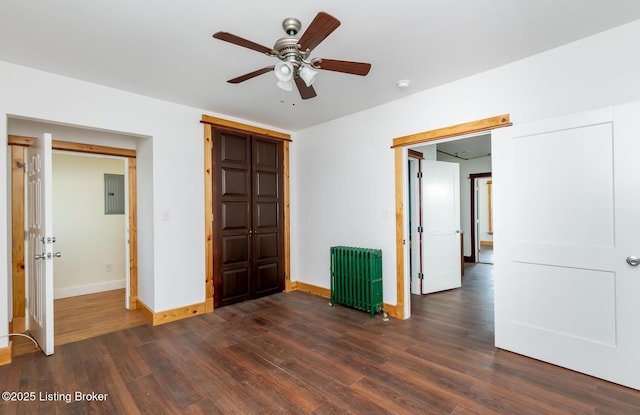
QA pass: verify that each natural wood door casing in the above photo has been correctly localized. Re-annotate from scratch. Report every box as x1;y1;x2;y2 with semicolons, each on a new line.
11;146;26;332
212;127;284;307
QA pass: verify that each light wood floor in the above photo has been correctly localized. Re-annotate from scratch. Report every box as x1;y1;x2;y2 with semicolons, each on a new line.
3;265;640;414
11;289;147;357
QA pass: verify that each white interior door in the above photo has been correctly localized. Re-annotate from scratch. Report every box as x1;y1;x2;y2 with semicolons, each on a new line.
26;132;54;355
421;160;461;294
409;158;422;295
492;102;640;389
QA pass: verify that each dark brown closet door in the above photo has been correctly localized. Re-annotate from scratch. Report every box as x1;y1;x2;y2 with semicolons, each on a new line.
213;128;252;307
252;136;284;298
212;128;284;307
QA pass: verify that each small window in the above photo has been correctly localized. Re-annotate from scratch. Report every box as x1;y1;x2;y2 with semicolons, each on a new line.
104;174;125;215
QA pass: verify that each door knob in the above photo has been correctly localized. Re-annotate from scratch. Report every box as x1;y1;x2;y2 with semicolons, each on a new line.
34;253;46;260
626;256;640;266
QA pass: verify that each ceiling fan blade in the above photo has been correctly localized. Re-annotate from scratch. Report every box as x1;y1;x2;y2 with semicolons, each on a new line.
314;59;371;76
213;32;273;55
228;66;275;83
295;76;317;99
298;12;341;52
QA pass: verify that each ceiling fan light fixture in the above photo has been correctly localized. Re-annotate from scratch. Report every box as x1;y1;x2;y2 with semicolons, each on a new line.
299;65;319;87
276;79;294;91
275;61;294;81
275;61;295;91
275;61;296;92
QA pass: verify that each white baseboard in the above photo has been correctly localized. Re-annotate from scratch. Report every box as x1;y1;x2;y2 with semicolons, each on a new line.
54;279;126;299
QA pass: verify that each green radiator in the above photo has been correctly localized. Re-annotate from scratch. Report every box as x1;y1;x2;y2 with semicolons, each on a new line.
330;246;383;319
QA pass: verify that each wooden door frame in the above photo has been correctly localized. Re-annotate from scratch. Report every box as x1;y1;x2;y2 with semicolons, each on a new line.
8;135;138;333
201;115;291;312
391;115;512;319
468;172;492;263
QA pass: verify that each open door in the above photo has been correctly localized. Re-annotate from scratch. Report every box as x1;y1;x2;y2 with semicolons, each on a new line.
421;160;461;294
408;157;423;295
493;102;640;389
26;133;55;355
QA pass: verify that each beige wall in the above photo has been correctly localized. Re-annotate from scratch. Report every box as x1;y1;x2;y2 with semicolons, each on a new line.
52;152;126;298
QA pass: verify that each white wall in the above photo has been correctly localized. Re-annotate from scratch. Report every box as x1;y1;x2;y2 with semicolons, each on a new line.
437;153;492;257
290;19;640;317
52;153;126;299
0;60;288;348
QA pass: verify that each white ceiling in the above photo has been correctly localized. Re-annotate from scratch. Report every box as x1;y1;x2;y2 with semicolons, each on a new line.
2;1;640;131
437;134;492;161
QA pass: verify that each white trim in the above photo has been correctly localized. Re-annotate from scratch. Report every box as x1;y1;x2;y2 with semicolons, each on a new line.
54;279;125;299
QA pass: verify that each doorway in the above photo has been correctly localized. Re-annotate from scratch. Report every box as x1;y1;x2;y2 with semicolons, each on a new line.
469;173;493;264
52;152;128;299
8;121;141;354
406;135;492;307
211;127;285;307
202;115;292;311
392;114;511;319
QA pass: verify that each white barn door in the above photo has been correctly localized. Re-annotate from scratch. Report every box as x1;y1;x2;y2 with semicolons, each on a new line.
492;102;640;389
26;133;55;356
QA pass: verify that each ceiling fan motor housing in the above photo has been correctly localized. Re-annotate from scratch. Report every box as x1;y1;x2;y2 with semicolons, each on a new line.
282;17;301;35
273;37;306;68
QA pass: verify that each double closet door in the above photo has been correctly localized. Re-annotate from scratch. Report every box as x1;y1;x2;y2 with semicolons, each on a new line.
212;127;285;307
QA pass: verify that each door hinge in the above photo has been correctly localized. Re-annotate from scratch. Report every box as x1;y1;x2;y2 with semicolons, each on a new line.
418;273;424;280
17;161;29;174
417;226;423;233
416;171;423;178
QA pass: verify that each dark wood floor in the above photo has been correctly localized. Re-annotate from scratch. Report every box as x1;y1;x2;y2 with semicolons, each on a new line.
2;264;640;414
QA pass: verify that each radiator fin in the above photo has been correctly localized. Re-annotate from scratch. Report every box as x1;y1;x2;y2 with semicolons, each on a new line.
330;246;383;318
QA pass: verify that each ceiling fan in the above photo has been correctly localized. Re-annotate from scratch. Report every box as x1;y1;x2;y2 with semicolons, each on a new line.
212;11;371;99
